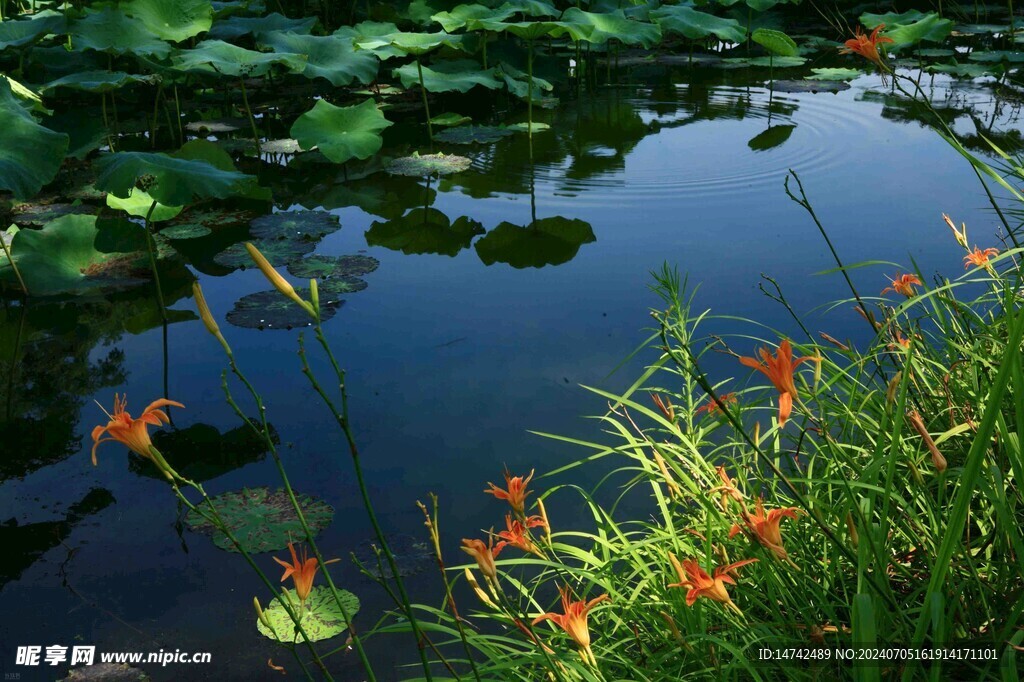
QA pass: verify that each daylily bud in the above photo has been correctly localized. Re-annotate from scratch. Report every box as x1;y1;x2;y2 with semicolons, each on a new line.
254;597;272;629
845;513;859;549
886;372;902;404
309;278;320;315
658;610;686;647
753;421;761;446
907;410;947;473
245;243;315;318
464;568;495;606
654;452;680;500
537;497;552;545
942;213;968;248
192;282;232;356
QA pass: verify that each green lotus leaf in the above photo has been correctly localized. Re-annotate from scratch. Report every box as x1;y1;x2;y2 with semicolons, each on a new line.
257;586;359;642
497;0;558;17
917;48;955;57
259;31;379;87
185;487;334;552
805;67;863;81
432;4;515;32
721;56;806;68
968;50;1024;63
859;10;929;29
0;215;152;296
172;40;307;77
208;12;317;39
650;6;745;43
430;113;473;127
386;152;472;177
474;19;591;42
10;203;95;226
498;62;553;101
365;208;484;256
261;138;303;155
3;75;49;115
167;206;258;233
335;21;403;59
474;216;595;268
435;124;514;144
747;124;795;151
226;288;341;328
356;30;466;58
751;28;798;57
773;80;848;93
291;99;393;164
94;151;257;206
394;59;501;93
0;10;66;50
506;121;550;133
160;223;212;239
125;0;213;42
72;8;172;58
927;61;998;77
0;79;68;200
560;9;661;47
40;71;159;94
250;210;342;242
876;13;953;47
287;254;379;279
106;189;183;222
173;139;271;201
213;239;315;269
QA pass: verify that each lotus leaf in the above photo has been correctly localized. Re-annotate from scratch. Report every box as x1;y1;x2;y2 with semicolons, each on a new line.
208;12;317;39
125;0;214;42
171;40;307;77
747;124;795;151
0;11;66;50
394;59;501;93
474;18;592;42
173;139;271;201
497;62;554;101
287;255;380;279
226;288;342;328
257;586;359;642
722;56;806;68
335;21;403;59
561;9;661;47
160;224;212;239
213;239;316;268
927;62;998;77
805;67;863;81
356;31;466;58
185;487;334;551
259;32;379;87
261;139;303;155
0;79;69;200
94;151;257;206
365;208;484;256
751;28;798;57
507;121;550;133
498;0;558;17
72;8;172;58
250;211;342;242
40;71;159;94
474;216;595;268
968;50;1024;63
386;152;473;177
185;119;243;133
432;4;516;32
872;13;953;47
291;99;393;164
430;113;473;127
650;6;745;43
435;125;514;144
106;190;184;222
11;203;94;226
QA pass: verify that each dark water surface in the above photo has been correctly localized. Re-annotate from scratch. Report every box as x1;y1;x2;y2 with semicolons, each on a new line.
1;67;1019;680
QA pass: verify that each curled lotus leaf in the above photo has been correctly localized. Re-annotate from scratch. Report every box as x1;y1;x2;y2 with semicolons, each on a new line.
257;586;360;642
124;0;214;43
40;71;159;93
0;79;68;200
226;288;342;329
249;211;341;241
185;487;333;552
385;152;473;177
287;254;380;279
434;125;515;145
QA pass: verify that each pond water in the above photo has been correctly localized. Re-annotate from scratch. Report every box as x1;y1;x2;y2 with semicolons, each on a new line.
1;65;1019;680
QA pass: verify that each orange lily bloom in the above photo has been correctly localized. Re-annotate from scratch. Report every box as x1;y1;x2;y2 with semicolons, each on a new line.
273;542;338;603
496;514;544;557
532;585;609;665
461;537;504;583
738;340;815;427
696;392;737;416
710;466;746;510
667;553;757;612
729;498;802;562
881;273;922;297
964;246;999;269
651;393;675;422
91;394;183;466
485;468;534;516
840;24;893;69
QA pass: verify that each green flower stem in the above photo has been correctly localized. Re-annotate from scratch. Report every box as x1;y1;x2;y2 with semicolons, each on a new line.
301;323;436;682
0;228;27;296
239;77;262;157
143;201;167;323
416;56;434;148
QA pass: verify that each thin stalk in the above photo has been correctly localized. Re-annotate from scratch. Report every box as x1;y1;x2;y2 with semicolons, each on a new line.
416;56;433;147
143;201;167;323
239;78;262;157
150;81;163;149
0;230;27;296
527;38;534;160
173;85;183;145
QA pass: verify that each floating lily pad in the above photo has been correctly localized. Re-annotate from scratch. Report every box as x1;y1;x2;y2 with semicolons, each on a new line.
722;56;807;68
169;206;258;232
185;487;333;552
475;217;596;268
385;152;472;177
160;224;212;239
773;80;849;93
507;122;551;133
261;138;303;155
430;113;472;127
366;208;484;256
11;203;95;226
435;125;515;145
805;67;863;81
249;211;341;241
213;239;316;269
257;586;359;642
225;288;342;329
287;254;379;279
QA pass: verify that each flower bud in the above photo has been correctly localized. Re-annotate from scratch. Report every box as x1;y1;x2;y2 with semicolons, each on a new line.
245;243;315;318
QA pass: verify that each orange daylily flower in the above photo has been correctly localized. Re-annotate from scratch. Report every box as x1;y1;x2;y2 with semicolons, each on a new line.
532;585;609;665
840;24;893;69
738;340;816;427
964;246;999;269
696;392;737;417
274;542;339;603
651;393;675;422
710;466;745;510
496;514;544;557
729;498;802;562
91;394;183;467
881;273;923;297
485;468;534;516
667;553;757;613
461;536;504;583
